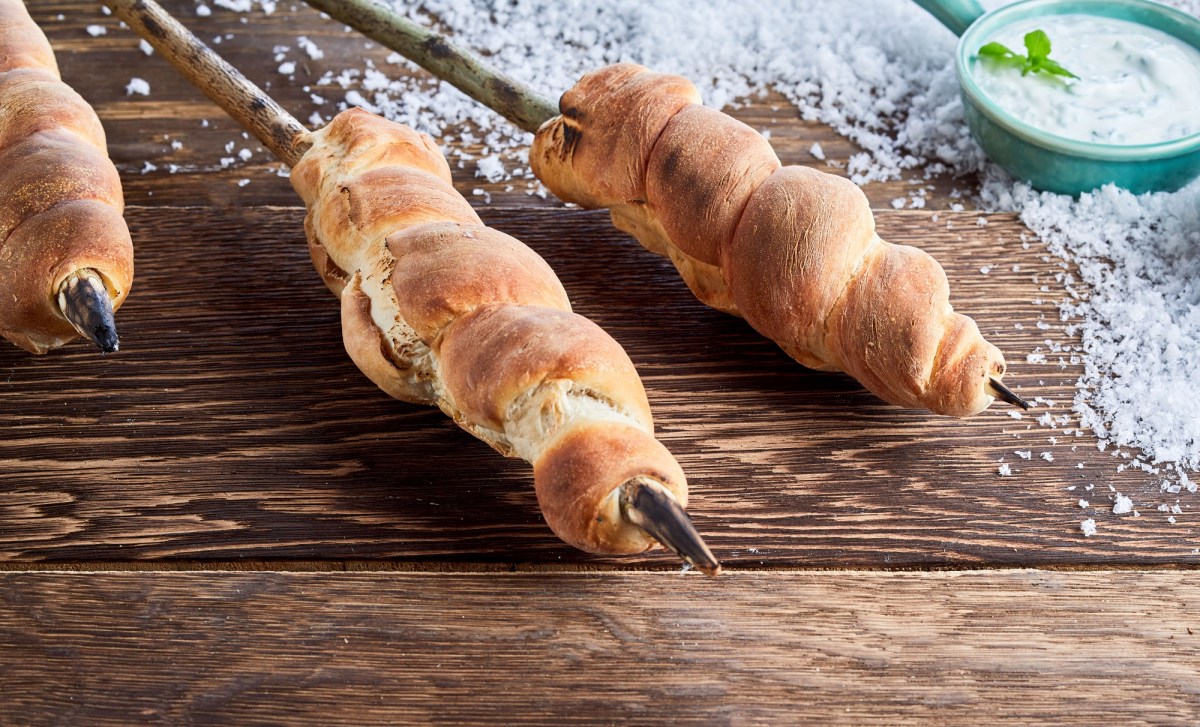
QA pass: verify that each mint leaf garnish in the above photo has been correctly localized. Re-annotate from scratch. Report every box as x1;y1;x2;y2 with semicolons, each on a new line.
1023;29;1052;61
979;42;1020;61
977;29;1079;80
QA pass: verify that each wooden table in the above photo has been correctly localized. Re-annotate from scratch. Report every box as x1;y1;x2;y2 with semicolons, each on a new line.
2;2;1197;723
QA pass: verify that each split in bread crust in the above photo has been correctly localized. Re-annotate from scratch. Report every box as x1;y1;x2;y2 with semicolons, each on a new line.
0;0;133;353
531;64;1006;417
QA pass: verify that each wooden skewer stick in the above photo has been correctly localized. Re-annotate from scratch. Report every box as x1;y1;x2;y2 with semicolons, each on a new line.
621;478;721;575
105;0;311;165
303;0;557;133
306;0;1035;415
58;269;119;353
986;377;1031;410
105;0;719;572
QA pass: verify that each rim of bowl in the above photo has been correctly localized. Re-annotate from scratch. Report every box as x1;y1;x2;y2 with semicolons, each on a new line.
955;0;1200;160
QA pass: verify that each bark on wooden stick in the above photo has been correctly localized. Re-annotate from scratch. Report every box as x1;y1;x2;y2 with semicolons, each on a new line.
303;0;557;133
105;0;311;166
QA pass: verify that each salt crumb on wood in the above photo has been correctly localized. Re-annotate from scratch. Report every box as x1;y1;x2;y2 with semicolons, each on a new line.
125;78;150;96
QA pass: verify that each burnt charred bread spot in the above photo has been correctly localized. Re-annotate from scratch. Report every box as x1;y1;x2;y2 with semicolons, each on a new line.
424;36;453;60
659;146;682;181
656;143;711;213
560;122;582;161
562;106;584;121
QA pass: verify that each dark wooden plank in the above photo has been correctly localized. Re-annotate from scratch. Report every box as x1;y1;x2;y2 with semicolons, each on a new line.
30;0;975;210
1;570;1197;725
0;207;1184;566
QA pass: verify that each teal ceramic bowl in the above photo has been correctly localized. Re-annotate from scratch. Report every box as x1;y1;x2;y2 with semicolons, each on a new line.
917;0;1200;195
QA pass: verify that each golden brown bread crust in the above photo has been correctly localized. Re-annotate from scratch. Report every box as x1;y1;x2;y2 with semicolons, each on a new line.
647;104;780;267
534;421;686;554
291;108;688;553
0;70;105;152
0;0;133;353
387;222;570;343
438;303;653;434
0;200;131;353
532;63;1005;416
541;64;700;206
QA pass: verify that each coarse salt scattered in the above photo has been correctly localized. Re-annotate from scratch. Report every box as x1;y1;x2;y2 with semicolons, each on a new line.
475;154;506;183
1080;519;1097;537
86;25;106;37
998;463;1012;477
809;142;825;160
1113;494;1133;515
297;35;325;60
125;78;150;96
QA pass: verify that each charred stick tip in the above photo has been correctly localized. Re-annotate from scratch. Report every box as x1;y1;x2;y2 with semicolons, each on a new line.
57;269;119;354
620;477;721;576
988;377;1031;410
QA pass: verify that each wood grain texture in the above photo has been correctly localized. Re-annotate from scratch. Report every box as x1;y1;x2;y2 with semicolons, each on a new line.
1;570;1198;725
0;206;1187;567
31;0;974;209
6;4;1196;723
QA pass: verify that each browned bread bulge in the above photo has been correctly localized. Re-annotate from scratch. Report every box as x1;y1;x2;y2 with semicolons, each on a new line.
290;108;688;554
0;0;133;353
532;64;1006;417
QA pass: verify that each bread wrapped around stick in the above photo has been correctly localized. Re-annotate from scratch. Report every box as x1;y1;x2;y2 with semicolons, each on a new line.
286;108;711;564
109;0;717;569
0;0;132;353
531;64;1006;417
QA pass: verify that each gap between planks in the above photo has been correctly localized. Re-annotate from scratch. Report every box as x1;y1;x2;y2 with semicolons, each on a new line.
2;562;1199;574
